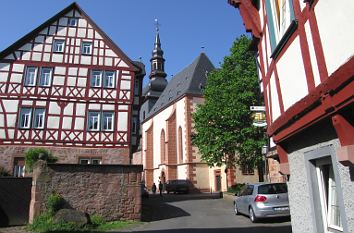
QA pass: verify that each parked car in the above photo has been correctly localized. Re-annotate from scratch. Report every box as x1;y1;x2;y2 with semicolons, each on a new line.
165;179;190;194
233;183;290;222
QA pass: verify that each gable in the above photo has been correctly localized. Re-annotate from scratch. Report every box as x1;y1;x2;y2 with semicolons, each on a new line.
0;4;134;70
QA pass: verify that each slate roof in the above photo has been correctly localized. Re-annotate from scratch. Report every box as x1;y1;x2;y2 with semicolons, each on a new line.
144;52;215;120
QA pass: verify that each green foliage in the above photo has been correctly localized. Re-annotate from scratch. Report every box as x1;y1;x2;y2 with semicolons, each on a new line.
47;192;65;215
227;183;245;194
193;35;266;169
0;166;10;176
28;212;137;233
90;214;106;226
24;148;57;171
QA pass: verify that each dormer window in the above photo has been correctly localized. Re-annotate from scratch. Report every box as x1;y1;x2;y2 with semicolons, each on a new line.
82;42;92;55
68;18;78;27
53;40;65;53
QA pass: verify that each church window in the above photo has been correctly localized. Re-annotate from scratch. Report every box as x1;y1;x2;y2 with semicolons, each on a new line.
104;71;115;88
160;130;166;163
39;67;53;87
24;66;37;86
178;127;183;163
53;39;65;53
266;0;297;57
82;42;92;55
67;18;78;27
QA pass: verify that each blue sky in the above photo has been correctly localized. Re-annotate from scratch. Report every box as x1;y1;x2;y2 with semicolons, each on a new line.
0;0;245;86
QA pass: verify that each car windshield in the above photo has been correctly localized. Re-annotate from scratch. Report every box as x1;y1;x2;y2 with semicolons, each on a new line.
258;183;287;194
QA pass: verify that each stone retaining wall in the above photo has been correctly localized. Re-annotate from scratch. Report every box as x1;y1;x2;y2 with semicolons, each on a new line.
29;161;142;223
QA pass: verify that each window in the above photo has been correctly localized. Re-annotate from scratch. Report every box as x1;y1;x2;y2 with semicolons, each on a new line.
102;112;114;131
91;70;102;87
79;158;102;165
178;127;183;163
13;158;25;177
240;185;254;196
33;108;45;129
160;130;166;163
19;108;32;129
82;42;92;55
134;79;139;96
18;107;46;129
88;111;100;131
87;111;115;131
266;0;297;57
68;18;78;27
104;71;115;88
316;159;343;232
241;163;254;175
39;67;52;87
24;67;37;86
53;40;65;53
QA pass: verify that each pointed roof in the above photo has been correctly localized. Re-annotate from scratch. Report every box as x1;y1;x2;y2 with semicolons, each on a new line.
144;53;215;120
0;2;140;72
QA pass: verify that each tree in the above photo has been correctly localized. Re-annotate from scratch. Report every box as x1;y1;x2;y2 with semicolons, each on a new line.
25;148;58;172
192;35;265;169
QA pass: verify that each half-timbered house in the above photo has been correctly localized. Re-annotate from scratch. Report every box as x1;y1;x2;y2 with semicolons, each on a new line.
229;0;354;232
0;3;144;176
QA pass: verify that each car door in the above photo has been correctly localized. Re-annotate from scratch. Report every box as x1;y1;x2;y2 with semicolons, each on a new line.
243;185;254;215
236;185;254;214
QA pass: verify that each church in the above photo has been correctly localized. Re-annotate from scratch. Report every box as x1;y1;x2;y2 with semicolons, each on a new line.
0;3;144;176
139;28;259;192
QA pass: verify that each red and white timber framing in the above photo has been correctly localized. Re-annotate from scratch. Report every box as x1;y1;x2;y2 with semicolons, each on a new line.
229;0;354;170
0;3;141;149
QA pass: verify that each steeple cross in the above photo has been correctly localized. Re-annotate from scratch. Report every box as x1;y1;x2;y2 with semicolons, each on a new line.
154;18;161;33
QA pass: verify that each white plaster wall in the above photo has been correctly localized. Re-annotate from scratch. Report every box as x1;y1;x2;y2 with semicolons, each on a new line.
315;0;354;76
277;37;308;110
151;105;174;168
177;164;188;179
299;0;306;11
196;165;211;190
305;22;321;87
270;73;281;121
176;98;187;163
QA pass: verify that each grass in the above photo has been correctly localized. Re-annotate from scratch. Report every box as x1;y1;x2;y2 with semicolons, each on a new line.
27;212;140;233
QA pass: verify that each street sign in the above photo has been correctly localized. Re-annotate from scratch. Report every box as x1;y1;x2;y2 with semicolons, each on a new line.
250;106;266;111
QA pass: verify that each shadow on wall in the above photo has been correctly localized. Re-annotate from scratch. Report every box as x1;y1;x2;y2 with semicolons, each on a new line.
0;206;9;227
350;166;354;181
46;226;292;233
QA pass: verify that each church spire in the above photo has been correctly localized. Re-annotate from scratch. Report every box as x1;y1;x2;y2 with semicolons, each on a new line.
150;19;167;79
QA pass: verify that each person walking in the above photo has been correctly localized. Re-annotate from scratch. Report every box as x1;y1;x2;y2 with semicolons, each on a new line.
152;183;157;194
158;181;163;197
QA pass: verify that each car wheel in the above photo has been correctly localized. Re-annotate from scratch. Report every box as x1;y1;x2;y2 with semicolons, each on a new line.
234;201;239;215
249;207;258;223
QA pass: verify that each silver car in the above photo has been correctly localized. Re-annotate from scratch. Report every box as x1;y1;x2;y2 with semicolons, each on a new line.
233;183;290;222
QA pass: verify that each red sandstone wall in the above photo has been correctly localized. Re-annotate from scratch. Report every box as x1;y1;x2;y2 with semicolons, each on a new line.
0;146;130;175
29;162;142;222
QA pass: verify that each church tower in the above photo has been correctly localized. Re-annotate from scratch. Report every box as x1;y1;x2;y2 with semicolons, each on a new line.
140;20;168;121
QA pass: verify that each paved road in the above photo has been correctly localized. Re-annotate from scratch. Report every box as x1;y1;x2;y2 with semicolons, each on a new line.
119;193;292;233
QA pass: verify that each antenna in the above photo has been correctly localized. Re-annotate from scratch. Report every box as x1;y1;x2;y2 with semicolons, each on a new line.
154;18;160;32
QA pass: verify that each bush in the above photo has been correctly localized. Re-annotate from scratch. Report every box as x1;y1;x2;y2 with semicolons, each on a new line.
25;148;57;171
0;166;10;177
227;183;245;194
47;192;65;215
28;212;80;233
90;214;106;226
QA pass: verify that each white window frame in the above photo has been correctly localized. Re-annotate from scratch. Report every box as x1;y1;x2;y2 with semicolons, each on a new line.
19;108;32;129
24;67;38;86
88;111;100;131
102;112;114;131
67;18;78;27
53;39;65;53
82;42;92;55
91;70;102;87
103;71;115;88
269;0;293;42
33;108;45;129
316;159;343;232
79;158;102;165
39;67;52;87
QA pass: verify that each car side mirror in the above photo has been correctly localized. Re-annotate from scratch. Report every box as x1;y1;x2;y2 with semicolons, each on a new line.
235;192;240;197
